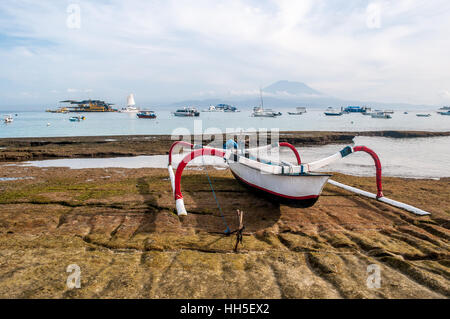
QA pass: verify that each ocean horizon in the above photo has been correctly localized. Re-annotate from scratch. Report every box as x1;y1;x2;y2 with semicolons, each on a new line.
1;108;449;139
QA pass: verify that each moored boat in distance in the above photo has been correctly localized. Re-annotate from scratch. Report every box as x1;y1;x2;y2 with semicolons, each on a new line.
137;110;157;119
437;106;450;115
287;107;307;115
416;113;431;117
4;114;13;123
221;104;240;112
202;105;223;112
252;88;281;117
119;94;140;113
252;106;281;117
69;116;85;122
324;107;343;116
371;111;392;119
202;104;239;112
173;107;200;117
361;107;373;115
344;106;366;113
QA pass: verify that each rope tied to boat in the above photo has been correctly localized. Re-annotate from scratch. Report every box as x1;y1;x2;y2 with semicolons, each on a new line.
201;154;231;235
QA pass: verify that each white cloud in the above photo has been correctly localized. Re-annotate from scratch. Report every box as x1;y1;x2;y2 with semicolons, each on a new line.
0;0;450;106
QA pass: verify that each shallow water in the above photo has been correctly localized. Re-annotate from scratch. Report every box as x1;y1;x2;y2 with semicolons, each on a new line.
285;136;450;179
0;177;34;181
1;109;449;138
15;136;450;179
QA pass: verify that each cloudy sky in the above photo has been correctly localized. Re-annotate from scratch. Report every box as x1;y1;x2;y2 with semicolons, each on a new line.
1;0;450;108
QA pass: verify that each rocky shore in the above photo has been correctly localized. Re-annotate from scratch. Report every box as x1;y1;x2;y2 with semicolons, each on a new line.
0;162;448;298
1;130;449;162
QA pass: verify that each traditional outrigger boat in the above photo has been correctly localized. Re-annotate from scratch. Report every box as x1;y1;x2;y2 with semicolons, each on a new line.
168;140;431;217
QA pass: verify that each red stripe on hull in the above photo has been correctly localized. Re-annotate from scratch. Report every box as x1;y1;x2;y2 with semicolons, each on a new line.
230;170;319;200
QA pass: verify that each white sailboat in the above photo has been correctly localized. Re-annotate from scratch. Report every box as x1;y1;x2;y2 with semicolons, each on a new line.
251;89;282;117
119;94;139;113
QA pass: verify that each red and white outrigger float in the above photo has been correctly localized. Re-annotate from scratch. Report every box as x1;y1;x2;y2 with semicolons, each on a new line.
168;140;431;216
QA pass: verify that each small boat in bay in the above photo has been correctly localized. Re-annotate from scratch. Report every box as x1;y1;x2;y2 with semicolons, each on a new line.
4;115;13;123
371;111;391;119
251;89;281;117
69;116;85;122
202;105;223;112
416;113;431;117
173;107;200;117
202;104;239;112
324;107;343;116
252;107;281;117
288;107;307;115
137;110;157;119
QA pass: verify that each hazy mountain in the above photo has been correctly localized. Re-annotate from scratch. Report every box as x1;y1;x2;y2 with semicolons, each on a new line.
2;80;435;111
167;80;432;110
263;80;323;96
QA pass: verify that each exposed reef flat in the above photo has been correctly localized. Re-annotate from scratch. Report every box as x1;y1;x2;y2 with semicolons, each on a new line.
0;164;448;298
1;130;449;162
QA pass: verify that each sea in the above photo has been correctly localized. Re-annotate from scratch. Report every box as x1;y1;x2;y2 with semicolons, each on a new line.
1;108;449;179
0;108;449;138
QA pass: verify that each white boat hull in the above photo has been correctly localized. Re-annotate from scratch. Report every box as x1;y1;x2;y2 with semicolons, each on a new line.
228;161;331;207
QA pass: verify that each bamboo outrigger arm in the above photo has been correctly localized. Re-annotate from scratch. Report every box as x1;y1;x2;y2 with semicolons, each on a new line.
282;145;430;216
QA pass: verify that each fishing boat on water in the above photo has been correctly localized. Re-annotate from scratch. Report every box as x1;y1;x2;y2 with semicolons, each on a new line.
4;115;13;123
173;107;200;117
324;107;343;116
137;110;157;119
287;107;307;115
168;140;430;217
119;94;140;113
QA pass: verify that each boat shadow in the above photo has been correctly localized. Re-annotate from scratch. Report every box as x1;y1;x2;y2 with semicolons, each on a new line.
135;174;282;235
175;174;282;234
